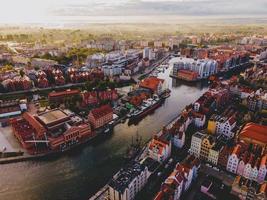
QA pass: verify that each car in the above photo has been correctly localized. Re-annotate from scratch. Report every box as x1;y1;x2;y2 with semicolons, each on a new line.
205;163;211;167
213;166;220;171
157;172;162;177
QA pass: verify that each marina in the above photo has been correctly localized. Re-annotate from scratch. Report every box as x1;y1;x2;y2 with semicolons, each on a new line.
0;64;209;200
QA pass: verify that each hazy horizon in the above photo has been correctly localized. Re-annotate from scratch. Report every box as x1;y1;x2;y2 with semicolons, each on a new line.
0;0;267;27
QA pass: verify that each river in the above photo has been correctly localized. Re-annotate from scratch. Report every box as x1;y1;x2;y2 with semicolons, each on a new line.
0;66;208;200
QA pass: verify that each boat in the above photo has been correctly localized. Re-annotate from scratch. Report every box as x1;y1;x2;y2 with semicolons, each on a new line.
124;132;142;160
128;95;164;121
160;89;171;99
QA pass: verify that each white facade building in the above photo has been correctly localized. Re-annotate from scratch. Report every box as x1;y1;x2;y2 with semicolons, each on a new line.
148;137;172;163
109;162;149;200
215;116;236;138
170;57;218;79
143;47;150;59
227;145;241;174
102;65;123;77
193;113;206;128
172;131;185;149
258;156;267;183
189;132;206;157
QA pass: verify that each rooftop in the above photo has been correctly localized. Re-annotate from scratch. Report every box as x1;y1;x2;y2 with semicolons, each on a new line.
37;109;70;126
139;77;164;92
48;89;80;98
90;104;113;120
193;131;206;139
109;162;146;193
240;122;267;144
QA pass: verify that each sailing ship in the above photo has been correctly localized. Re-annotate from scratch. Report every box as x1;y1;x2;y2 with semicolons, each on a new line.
124;132;142;160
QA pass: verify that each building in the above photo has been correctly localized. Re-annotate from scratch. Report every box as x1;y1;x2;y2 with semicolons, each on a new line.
258;155;267;184
192;112;206;128
200;135;215;160
170;57;218;80
168;116;190;149
154;155;200;200
10;109;92;153
0;99;27;125
139;77;166;95
88;104;113;129
200;175;234;200
105;51;125;64
143;47;151;59
172;131;185;149
227;144;242;173
208;106;237;138
232;176;267;200
81;91;98;106
239;123;267;148
194;88;229;114
189;132;206;157
154;168;184;200
175;70;198;81
148;136;172;163
86;53;105;68
2;75;33;92
154;41;163;48
109;162;149;200
208;137;227;165
218;145;232;168
140;41;149;48
81;89;118;106
48;89;80;104
102;65;123;77
226;141;267;183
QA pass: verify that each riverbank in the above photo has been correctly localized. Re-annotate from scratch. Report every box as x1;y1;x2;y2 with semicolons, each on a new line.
0;62;209;200
169;61;253;82
89;60;257;200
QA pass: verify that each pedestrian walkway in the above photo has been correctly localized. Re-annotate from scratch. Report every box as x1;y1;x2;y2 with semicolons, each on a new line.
0;127;24;153
0;130;15;152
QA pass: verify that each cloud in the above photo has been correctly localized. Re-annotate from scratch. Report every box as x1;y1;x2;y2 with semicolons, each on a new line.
0;0;266;24
49;0;267;17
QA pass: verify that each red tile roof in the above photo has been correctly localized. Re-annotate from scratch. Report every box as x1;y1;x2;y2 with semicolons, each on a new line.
49;89;80;98
22;112;46;138
149;137;169;155
240;123;267;144
90;104;113;120
139;77;164;92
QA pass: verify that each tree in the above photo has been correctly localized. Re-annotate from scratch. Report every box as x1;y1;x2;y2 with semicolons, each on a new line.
97;81;108;91
19;69;25;77
85;81;94;91
0;83;6;93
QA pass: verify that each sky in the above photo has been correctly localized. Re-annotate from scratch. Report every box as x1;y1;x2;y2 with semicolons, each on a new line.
0;0;266;24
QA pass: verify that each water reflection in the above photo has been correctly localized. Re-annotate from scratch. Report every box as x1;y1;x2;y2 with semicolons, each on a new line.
0;67;208;200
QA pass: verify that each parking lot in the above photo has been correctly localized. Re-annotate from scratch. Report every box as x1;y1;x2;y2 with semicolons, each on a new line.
0;126;25;153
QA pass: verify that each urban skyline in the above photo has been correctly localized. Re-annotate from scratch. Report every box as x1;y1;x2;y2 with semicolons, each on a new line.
0;1;266;200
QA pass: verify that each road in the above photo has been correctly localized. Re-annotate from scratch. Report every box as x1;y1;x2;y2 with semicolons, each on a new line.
0;82;86;98
135;124;198;200
1;54;170;98
132;53;171;82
